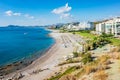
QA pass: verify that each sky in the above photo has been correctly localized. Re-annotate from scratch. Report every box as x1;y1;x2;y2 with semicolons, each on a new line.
0;0;120;26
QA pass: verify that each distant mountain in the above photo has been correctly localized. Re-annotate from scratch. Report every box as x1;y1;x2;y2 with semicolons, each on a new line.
7;25;43;28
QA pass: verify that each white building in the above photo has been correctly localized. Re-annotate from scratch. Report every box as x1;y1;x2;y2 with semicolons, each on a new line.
96;17;120;37
65;22;94;31
78;22;94;30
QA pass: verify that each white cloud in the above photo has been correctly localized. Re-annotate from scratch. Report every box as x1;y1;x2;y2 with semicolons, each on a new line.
29;16;34;19
24;14;34;19
52;3;72;19
13;13;21;16
52;3;72;14
5;10;34;19
60;13;72;19
5;10;13;16
5;10;21;16
24;14;29;17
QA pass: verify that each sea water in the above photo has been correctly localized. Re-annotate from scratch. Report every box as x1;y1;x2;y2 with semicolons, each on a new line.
0;26;54;66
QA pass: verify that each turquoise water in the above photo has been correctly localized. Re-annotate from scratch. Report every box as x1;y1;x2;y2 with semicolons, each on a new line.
0;26;54;66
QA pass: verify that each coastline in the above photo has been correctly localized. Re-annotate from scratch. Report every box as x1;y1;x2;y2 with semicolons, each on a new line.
0;29;55;79
0;27;55;78
1;29;58;79
3;29;75;80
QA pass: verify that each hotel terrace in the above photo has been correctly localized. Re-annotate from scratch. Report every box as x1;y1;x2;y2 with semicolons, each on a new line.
96;17;120;37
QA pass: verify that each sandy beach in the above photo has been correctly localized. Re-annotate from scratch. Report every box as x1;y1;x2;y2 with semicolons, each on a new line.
3;30;82;80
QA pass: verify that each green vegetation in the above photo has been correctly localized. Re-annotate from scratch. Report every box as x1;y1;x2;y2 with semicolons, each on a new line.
75;31;120;46
48;66;80;80
73;52;79;57
58;58;81;66
58;52;93;66
83;34;112;51
109;38;120;46
81;53;93;64
56;30;120;79
75;30;96;40
59;29;68;33
100;33;120;46
68;55;110;79
61;29;120;46
71;30;120;46
81;55;110;75
59;74;77;80
54;52;110;80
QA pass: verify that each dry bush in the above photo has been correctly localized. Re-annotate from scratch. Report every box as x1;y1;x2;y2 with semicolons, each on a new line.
113;52;120;59
58;58;81;66
96;55;111;71
80;77;87;80
98;55;109;64
97;64;110;70
111;47;120;52
59;75;77;80
83;65;96;74
110;52;120;59
104;60;112;65
93;70;108;80
82;55;110;75
118;54;120;59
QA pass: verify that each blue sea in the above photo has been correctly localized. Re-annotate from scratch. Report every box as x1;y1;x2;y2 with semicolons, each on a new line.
0;26;55;66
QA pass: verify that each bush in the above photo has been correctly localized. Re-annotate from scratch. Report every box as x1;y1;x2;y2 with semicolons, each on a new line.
111;47;120;52
48;66;78;80
84;65;97;74
93;70;108;80
81;53;93;64
100;33;113;38
73;52;79;57
98;55;110;64
59;75;77;80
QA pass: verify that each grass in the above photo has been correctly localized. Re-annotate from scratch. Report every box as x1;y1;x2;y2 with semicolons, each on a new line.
81;53;93;64
109;38;120;46
74;54;110;79
48;66;80;80
75;31;96;40
75;68;84;78
59;75;77;80
83;55;110;74
58;58;81;66
74;31;120;46
50;54;111;80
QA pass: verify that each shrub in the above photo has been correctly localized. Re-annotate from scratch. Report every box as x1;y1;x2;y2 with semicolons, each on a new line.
110;52;120;59
97;64;110;71
113;47;120;52
84;65;97;74
98;55;110;64
73;52;79;57
59;75;77;80
81;53;93;64
48;66;78;80
95;55;110;70
93;70;108;80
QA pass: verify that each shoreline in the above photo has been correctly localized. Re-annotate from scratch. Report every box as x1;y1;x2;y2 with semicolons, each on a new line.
3;29;75;80
0;41;55;77
0;29;56;79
